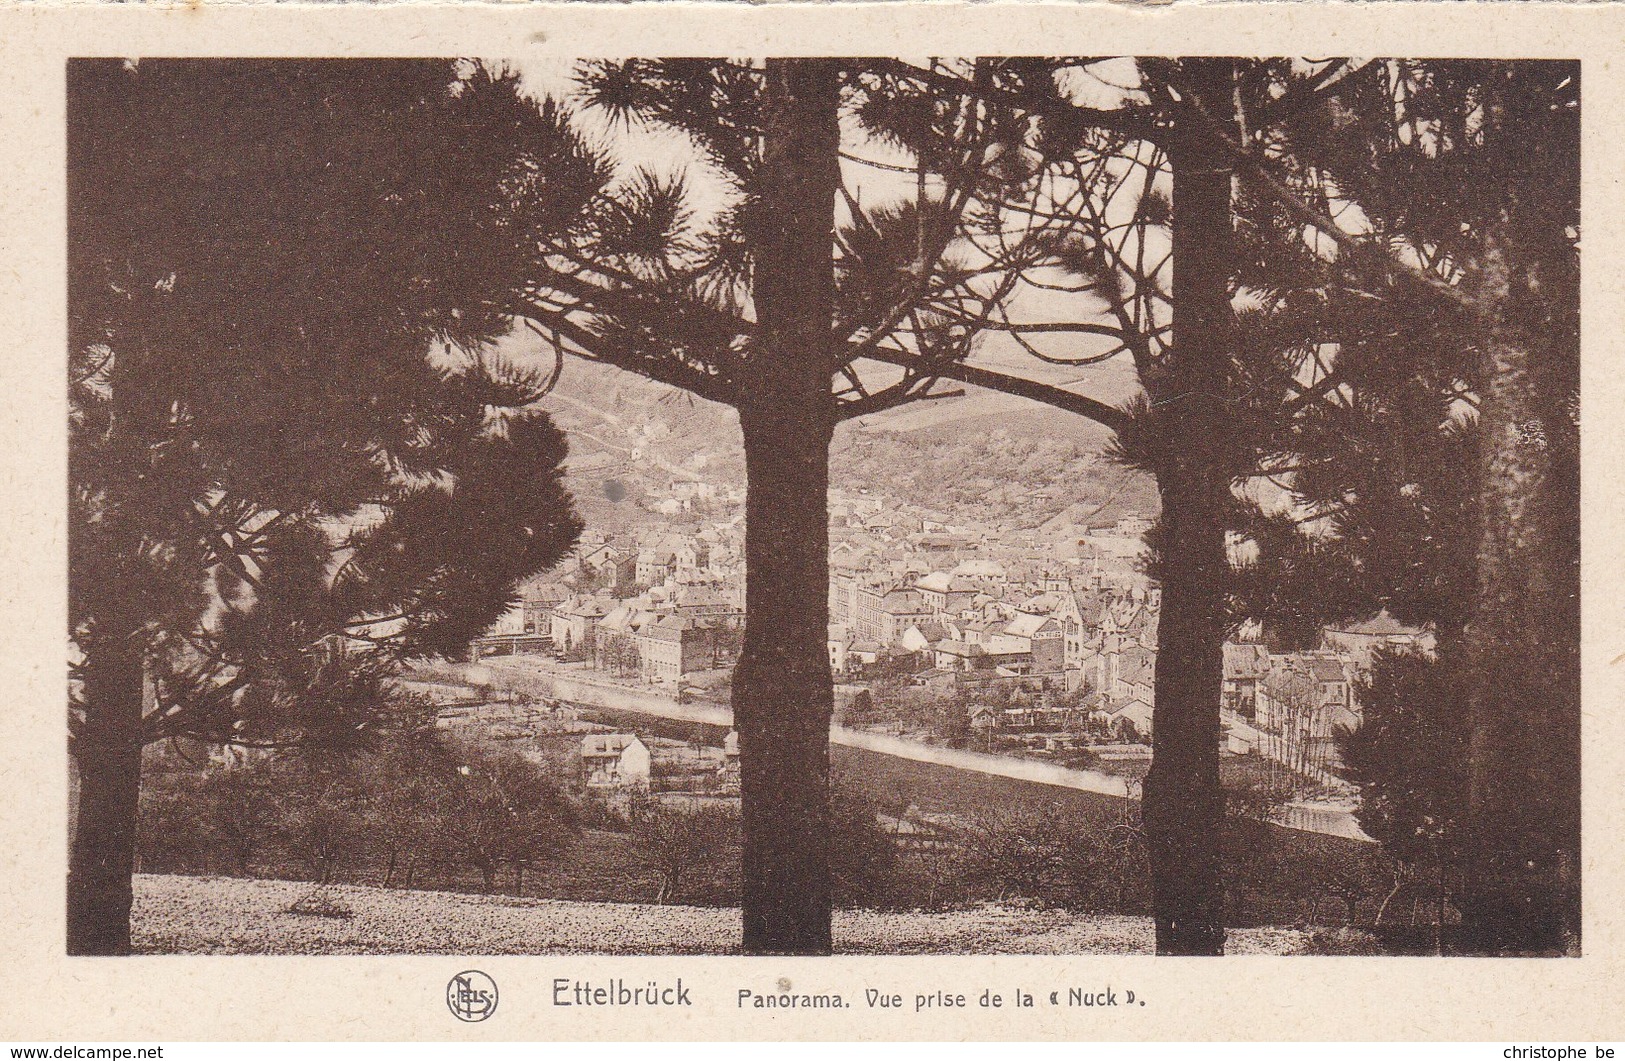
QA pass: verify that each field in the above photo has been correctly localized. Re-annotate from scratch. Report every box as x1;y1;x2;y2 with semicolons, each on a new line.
130;874;1320;956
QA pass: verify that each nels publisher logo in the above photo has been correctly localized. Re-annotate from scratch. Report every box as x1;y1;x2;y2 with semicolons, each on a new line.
447;970;499;1022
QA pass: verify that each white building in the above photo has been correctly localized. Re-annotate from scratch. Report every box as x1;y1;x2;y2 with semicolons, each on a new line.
581;733;652;791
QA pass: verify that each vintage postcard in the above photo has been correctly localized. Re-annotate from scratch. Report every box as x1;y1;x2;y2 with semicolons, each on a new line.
1;0;1621;1043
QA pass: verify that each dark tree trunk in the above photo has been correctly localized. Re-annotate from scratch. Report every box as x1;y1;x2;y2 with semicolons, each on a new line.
67;641;146;955
1143;462;1229;956
1142;57;1236;957
733;57;840;956
1459;210;1580;954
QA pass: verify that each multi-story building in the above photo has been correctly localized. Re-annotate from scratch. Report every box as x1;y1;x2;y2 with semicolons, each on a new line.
914;571;980;616
1005;612;1065;673
635;547;677;587
550;597;610;656
637;614;711;685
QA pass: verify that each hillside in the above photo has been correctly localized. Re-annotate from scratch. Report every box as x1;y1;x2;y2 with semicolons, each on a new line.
536;354;1158;533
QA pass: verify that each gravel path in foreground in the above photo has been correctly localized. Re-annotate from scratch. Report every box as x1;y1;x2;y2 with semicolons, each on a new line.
132;874;1310;956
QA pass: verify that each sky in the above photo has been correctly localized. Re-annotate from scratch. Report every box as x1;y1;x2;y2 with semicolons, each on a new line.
497;57;1147;425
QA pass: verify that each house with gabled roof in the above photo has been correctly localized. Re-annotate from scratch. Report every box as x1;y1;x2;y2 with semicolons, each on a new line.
827;622;851;673
898;620;949;656
1103;696;1153;742
581;733;651;790
848;639;883;667
519;578;572;633
634;547;677;588
1320;611;1432;668
1005;612;1064;668
878;588;934;645
580;542;619;572
673;583;741;627
914;571;980;615
1222;642;1272;718
934;640;988;671
1100;642;1157;703
594;604;655;677
550;596;610;656
968;703;999;734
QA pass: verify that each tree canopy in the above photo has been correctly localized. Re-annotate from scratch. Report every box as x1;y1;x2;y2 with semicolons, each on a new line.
68;58;594;952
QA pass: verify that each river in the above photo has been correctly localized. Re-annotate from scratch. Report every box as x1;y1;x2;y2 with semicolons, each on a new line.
448;656;1369;841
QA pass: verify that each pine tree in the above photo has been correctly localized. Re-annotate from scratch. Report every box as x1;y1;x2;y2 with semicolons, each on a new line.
67;59;594;954
1133;57;1239;956
872;57;1517;954
513;58;1041;953
885;57;1250;954
1336;647;1471;919
1248;60;1580;952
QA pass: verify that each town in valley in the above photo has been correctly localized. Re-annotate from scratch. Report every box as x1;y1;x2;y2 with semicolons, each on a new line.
440;361;1420;842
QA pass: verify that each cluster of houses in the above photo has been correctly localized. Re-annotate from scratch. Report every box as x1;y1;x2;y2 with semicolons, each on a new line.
828;549;1164;718
472;530;746;687
1217;645;1360;785
471;495;1430;783
827;536;1427;776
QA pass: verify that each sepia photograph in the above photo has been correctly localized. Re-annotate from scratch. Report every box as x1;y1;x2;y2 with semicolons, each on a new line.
62;50;1581;967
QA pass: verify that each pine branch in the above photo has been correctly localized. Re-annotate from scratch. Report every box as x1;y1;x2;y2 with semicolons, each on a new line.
1167;70;1473;314
511;297;740;408
875;59;1166;147
852;343;1132;434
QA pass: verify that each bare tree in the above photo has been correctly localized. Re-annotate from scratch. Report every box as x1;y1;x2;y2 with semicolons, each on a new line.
627;794;741;904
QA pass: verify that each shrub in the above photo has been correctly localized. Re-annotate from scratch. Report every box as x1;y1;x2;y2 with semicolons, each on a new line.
830;777;903;908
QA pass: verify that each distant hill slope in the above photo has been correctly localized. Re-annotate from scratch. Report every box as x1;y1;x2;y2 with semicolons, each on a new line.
847;389;1120;446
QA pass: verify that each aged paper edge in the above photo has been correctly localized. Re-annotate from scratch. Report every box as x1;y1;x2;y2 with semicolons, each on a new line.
1;1;1620;1042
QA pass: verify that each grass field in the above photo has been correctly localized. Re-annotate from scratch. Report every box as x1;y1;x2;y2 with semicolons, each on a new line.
131;874;1319;955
